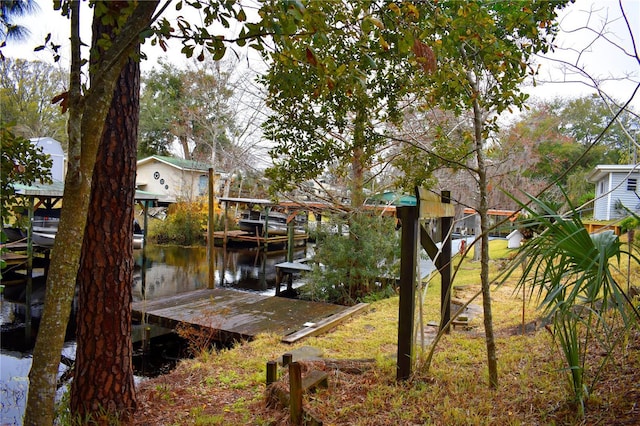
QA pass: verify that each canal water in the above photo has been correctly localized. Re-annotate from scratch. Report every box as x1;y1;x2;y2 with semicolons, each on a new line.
0;243;310;424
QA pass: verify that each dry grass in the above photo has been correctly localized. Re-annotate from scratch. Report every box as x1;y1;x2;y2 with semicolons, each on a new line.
134;240;640;426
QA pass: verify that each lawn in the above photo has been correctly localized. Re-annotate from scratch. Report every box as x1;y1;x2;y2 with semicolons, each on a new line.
134;239;640;425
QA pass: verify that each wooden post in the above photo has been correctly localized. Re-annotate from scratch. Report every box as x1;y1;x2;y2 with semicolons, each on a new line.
289;361;303;426
275;267;282;296
416;188;455;335
264;206;270;251
283;353;293;366
266;360;277;386
396;205;418;381
25;197;34;341
143;326;151;353
287;219;294;262
438;191;452;334
439;215;453;333
208;168;215;289
142;199;149;247
141;201;148;299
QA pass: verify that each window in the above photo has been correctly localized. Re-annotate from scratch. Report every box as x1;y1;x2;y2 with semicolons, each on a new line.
628;178;637;191
198;175;208;196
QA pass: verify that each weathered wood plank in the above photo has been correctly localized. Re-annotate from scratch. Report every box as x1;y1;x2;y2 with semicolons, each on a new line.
301;370;328;391
416;187;455;218
281;303;369;343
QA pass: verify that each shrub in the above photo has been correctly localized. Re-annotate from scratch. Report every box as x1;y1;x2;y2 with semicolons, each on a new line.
150;201;207;245
302;213;400;305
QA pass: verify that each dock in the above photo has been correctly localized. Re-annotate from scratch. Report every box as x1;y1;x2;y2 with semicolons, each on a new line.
274;261;312;296
132;288;368;343
212;230;308;248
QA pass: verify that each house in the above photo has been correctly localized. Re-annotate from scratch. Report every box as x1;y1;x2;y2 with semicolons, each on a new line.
506;229;524;249
586;164;640;220
31;137;66;182
136;155;224;204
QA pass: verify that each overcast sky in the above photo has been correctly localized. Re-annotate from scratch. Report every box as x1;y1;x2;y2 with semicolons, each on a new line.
3;0;639;111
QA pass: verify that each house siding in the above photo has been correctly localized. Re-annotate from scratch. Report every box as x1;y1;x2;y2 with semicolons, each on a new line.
136;157;219;203
31;137;65;182
592;171;640;220
593;176;609;220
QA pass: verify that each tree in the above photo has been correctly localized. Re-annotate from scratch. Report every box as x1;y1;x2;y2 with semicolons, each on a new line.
0;123;51;230
69;54;140;422
24;2;159;423
24;0;263;422
0;0;38;58
490;95;640;211
260;1;415;210
139;56;265;171
397;1;572;388
138;60;190;158
255;3;571;389
0;58;68;146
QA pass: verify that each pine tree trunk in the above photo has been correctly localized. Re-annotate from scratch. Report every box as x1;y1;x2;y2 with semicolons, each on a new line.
70;54;140;422
24;2;158;424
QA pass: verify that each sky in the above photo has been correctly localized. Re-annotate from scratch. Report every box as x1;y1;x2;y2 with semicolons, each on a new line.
527;0;640;111
3;0;639;112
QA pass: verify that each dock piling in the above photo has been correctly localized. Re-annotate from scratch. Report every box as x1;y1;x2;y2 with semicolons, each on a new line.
266;360;278;385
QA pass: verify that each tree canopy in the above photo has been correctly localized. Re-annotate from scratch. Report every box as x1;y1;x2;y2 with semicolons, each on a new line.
0;58;68;146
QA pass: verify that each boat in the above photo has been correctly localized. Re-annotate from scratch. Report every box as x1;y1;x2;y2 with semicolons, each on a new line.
1;226;26;243
31;215;59;248
238;210;307;236
31;229;144;249
32;230;56;247
133;233;144;249
30;215;145;249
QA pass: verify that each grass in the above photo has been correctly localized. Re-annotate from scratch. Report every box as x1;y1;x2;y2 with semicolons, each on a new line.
134;239;640;425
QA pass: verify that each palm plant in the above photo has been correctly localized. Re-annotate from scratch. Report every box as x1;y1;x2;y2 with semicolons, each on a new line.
502;192;640;416
0;0;37;43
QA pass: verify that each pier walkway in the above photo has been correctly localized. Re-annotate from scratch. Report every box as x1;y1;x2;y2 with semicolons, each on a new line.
132;288;367;343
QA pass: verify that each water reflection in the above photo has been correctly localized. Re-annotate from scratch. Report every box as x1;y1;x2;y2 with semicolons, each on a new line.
1;243;311;424
134;244;311;301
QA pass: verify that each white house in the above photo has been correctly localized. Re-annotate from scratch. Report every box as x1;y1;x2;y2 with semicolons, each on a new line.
587;164;640;220
136;155;224;204
31;137;66;182
506;229;524;249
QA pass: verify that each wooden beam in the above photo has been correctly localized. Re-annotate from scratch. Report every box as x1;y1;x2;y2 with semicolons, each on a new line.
419;223;438;260
208;168;215;289
281;303;368;343
416;187;455;219
438;215;453;334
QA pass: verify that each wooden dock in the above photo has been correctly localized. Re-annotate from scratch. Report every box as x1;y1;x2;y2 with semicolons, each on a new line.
132;288;367;343
212;230;308;248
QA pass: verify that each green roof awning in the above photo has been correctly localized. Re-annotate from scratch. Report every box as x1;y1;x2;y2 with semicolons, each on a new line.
366;191;417;206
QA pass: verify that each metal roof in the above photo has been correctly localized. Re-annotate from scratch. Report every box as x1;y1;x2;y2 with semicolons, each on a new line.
12;180;65;197
586;164;640;183
366;191;417;206
12;180;159;201
137;155;217;173
218;197;274;205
